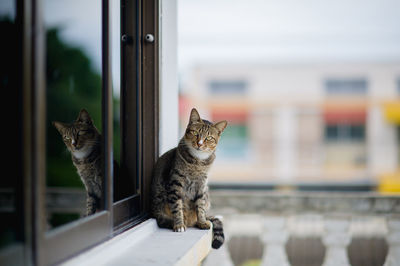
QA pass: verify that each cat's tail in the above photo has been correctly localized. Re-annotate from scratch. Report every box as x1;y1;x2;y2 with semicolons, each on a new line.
208;216;225;249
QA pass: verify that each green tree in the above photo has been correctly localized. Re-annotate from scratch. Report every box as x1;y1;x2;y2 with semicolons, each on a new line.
46;28;102;187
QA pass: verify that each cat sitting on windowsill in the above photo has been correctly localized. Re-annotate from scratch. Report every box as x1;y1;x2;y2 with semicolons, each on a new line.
151;108;227;249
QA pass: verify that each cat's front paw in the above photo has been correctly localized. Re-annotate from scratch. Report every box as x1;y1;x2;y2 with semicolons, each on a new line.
173;224;186;232
196;220;211;230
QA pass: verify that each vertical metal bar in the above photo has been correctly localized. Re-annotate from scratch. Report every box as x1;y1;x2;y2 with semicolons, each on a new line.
137;0;143;209
140;0;159;213
136;0;141;197
115;0;160;227
102;0;113;224
20;0;33;263
121;0;139;195
31;0;46;264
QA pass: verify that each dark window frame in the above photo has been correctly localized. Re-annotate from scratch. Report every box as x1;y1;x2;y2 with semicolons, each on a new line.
0;0;31;265
114;0;159;232
0;0;160;265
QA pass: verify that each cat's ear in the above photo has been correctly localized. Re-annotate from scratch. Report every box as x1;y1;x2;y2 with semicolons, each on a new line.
53;121;66;134
189;108;201;124
77;109;93;125
214;120;228;134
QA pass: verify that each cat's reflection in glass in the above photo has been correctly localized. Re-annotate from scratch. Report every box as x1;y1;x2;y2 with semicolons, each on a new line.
53;109;103;216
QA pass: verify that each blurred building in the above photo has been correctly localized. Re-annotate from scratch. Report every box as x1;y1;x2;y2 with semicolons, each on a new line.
179;62;400;187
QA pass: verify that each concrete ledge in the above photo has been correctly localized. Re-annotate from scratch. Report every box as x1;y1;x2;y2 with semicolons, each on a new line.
210;190;400;214
61;219;212;266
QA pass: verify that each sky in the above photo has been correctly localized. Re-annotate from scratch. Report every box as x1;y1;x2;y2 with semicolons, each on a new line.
178;0;400;74
0;1;14;19
2;0;400;89
44;0;120;97
0;0;121;97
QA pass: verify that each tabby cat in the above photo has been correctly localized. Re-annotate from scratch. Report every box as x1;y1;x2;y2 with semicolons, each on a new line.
53;109;103;216
151;108;227;249
53;109;131;216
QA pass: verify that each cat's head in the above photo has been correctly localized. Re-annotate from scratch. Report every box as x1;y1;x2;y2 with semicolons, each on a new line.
53;109;100;159
183;108;227;160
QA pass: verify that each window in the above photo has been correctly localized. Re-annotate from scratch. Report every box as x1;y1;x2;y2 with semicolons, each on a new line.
397;78;400;94
323;108;367;142
325;78;368;95
0;0;159;265
45;0;104;228
208;80;247;94
325;124;365;141
322;107;367;168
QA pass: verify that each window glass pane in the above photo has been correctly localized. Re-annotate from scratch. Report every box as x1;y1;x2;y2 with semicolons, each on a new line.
112;0;121;166
208;80;247;94
45;0;102;229
397;78;400;94
350;125;365;141
111;0;132;203
0;0;20;248
325;79;368;95
325;125;338;141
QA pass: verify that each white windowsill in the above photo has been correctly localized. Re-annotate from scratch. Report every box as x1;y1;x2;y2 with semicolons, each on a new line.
60;219;212;266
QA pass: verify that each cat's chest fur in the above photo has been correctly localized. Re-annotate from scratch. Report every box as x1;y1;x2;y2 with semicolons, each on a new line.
182;176;207;200
173;150;211;201
71;145;102;191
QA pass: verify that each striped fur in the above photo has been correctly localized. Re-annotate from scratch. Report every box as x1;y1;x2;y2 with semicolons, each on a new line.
53;109;103;216
53;109;133;215
151;108;227;248
208;216;225;249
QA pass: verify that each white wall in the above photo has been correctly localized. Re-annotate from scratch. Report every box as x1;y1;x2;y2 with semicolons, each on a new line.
159;0;179;154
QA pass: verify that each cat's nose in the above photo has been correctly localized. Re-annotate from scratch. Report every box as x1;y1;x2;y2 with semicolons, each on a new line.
71;139;77;147
197;139;204;146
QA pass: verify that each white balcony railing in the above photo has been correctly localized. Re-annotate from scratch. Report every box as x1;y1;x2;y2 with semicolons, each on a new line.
204;190;400;266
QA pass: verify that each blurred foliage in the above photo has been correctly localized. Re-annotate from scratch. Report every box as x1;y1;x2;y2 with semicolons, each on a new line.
46;27;102;188
46;27;121;187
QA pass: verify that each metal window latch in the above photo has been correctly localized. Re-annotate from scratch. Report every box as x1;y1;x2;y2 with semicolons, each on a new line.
145;34;154;43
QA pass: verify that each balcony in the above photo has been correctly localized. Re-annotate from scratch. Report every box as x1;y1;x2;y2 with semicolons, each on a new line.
203;190;400;266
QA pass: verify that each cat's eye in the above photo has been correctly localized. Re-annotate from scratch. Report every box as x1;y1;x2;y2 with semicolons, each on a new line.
64;136;70;140
206;136;214;141
191;130;198;136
